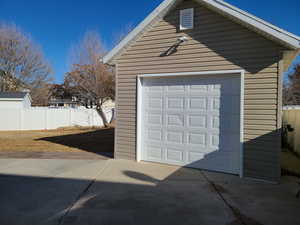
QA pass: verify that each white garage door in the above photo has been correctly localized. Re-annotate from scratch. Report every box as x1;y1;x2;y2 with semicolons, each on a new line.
140;74;241;174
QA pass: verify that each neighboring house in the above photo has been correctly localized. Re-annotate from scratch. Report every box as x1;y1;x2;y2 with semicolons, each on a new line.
102;99;115;110
104;0;300;182
48;97;115;110
0;92;32;109
48;96;83;108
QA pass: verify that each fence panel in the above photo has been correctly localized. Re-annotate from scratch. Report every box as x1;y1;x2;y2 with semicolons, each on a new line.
0;108;114;131
0;109;21;130
283;107;300;154
47;109;71;130
23;109;47;130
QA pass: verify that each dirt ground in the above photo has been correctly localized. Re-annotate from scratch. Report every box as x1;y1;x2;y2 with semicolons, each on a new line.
0;127;114;155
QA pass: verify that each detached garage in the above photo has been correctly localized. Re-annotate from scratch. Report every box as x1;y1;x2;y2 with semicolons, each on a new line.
103;0;300;182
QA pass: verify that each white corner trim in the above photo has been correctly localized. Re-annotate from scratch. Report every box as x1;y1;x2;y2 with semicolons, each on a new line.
240;70;245;178
136;77;143;162
103;0;300;64
136;70;245;177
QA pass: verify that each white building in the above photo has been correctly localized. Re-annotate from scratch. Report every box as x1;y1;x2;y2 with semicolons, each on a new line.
0;92;32;109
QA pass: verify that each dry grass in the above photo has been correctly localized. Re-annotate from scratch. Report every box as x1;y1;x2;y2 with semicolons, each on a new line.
0;127;114;153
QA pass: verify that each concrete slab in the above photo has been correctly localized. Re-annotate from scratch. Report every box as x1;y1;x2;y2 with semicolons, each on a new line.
0;159;32;170
62;160;236;225
0;159;108;225
203;171;300;225
2;159;300;225
0;159;108;179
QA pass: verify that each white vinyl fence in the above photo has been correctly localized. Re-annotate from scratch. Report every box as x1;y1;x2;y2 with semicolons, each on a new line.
0;108;114;131
283;106;300;155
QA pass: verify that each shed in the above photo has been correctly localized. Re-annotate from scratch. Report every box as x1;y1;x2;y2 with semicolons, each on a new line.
103;0;300;182
0;92;32;109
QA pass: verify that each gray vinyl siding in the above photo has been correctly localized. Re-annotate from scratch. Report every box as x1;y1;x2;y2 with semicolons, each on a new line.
114;0;284;181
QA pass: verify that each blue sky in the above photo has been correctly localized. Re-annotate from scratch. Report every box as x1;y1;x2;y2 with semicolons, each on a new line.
0;0;299;83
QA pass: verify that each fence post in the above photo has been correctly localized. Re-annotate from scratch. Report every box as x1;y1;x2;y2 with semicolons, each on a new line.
45;109;48;130
69;109;72;127
91;109;95;126
19;109;23;130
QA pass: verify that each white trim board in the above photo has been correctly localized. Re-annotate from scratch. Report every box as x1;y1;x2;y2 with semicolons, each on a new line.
0;99;24;101
104;0;300;64
136;70;245;178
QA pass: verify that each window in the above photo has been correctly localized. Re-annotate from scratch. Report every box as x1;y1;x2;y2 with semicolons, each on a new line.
180;8;194;30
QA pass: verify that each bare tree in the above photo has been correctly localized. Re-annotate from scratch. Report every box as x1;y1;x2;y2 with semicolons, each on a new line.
0;22;53;104
283;64;300;105
48;84;73;100
31;84;52;106
65;30;115;126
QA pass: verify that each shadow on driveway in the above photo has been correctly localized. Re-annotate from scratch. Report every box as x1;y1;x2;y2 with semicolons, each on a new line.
1;159;300;225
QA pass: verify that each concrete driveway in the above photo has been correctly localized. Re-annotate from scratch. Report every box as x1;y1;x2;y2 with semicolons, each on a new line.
0;159;107;225
0;159;299;225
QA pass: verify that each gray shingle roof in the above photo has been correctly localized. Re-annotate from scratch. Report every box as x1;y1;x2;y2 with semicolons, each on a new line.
0;92;28;99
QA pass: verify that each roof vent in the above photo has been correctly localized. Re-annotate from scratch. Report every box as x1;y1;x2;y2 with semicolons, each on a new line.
180;8;194;30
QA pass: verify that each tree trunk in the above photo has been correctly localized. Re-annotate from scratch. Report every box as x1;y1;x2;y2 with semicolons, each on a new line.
96;106;109;127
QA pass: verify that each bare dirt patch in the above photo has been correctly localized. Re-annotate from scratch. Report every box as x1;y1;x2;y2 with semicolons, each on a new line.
0;127;114;157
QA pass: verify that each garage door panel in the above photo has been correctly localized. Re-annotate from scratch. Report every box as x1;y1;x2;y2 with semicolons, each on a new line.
188;97;208;110
146;91;164;97
166;114;185;127
190;84;209;92
187;114;207;128
166;97;185;110
167;84;185;92
147;113;163;125
145;130;163;140
146;145;163;161
166;130;184;144
148;97;163;109
146;85;164;92
166;148;184;162
211;116;220;129
186;146;220;156
141;75;241;174
188;132;208;147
